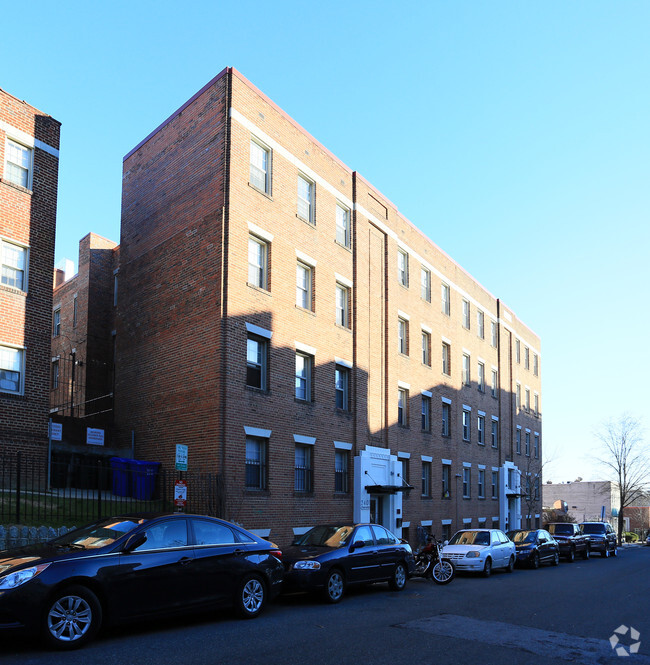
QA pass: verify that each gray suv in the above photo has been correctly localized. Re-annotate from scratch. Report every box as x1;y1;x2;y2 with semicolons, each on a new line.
580;522;618;558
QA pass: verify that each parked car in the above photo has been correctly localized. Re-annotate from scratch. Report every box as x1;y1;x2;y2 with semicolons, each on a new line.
0;513;284;649
282;524;414;603
441;529;516;577
506;529;560;568
580;522;618;557
646;532;650;546
544;522;590;562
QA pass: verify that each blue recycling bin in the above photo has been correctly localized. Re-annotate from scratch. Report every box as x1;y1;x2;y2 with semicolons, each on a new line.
129;460;160;500
110;457;131;497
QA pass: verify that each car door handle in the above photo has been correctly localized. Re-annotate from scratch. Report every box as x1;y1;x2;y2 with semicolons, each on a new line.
178;556;193;566
234;549;246;557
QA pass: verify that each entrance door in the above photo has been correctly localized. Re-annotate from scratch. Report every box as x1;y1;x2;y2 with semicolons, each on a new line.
369;495;384;526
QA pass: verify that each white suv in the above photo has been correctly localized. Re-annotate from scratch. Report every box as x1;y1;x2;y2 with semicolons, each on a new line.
441;529;516;577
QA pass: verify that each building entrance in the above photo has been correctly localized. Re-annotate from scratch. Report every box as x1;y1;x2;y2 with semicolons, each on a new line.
369;495;385;527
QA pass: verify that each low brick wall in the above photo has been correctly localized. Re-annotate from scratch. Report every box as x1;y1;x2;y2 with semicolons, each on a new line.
0;525;75;551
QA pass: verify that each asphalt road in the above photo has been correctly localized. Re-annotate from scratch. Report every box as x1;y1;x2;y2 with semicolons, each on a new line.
2;545;649;665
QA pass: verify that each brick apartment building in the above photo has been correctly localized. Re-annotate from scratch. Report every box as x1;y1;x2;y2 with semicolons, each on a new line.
1;89;60;461
114;67;542;547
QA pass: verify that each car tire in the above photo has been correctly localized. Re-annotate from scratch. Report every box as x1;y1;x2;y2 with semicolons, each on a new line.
552;551;560;566
432;560;455;585
505;556;515;573
582;547;590;560
602;548;609;558
389;562;407;591
482;557;492;577
566;547;575;563
323;569;345;603
235;575;266;619
42;585;102;650
612;545;618;557
531;552;540;569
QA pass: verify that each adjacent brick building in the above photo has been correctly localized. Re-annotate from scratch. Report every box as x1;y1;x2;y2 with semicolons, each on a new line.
115;68;543;547
1;89;60;461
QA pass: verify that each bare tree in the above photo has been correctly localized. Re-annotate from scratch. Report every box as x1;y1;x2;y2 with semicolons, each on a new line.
595;414;649;545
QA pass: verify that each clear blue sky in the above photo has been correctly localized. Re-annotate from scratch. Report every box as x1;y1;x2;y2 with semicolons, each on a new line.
3;1;648;482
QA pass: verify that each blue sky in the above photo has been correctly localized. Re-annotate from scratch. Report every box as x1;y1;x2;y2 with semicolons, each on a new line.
3;1;648;482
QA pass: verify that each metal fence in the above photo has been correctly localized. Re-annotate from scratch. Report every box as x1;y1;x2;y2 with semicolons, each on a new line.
0;451;225;527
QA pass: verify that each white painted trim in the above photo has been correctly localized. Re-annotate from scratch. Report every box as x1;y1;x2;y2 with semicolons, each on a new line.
492;415;499;422
398;380;411;390
397;309;410;321
420;520;433;527
244;426;271;438
525;428;531;433
463;462;472;468
421;389;432;398
421;455;433;462
463;404;472;411
441;336;452;345
492;467;499;471
334;441;352;450
478;517;487;523
335;273;353;288
296;341;317;356
421;324;432;334
534;431;540;437
463;518;472;524
247;222;274;243
294;434;316;445
462;348;472;356
442;459;452;465
492;516;500;521
335;357;353;369
478;410;486;417
477;356;486;364
397;451;411;459
478;464;486;470
295;249;317;267
246;323;272;339
0;121;59;158
442;396;452;405
441;519;452;525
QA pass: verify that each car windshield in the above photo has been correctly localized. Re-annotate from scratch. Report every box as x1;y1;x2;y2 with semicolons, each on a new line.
547;524;573;535
449;530;491;546
581;524;606;534
294;525;354;548
509;531;536;543
51;517;145;549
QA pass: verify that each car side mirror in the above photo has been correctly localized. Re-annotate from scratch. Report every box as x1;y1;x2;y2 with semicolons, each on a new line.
443;540;449;546
124;532;147;552
350;540;365;551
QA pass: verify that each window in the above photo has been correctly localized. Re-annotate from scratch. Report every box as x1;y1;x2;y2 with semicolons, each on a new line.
335;450;349;493
297;174;314;223
515;339;521;363
463;468;471;498
401;457;410;491
478;470;485;499
422;461;431;497
72;295;78;327
5;139;32;189
442;524;451;541
462;409;471;441
398;318;408;355
491;369;498;398
51;359;59;389
250;139;270;193
335;283;350;328
442;342;451;376
534;433;540;459
525;388;531;412
1;239;28;291
516;383;521;410
462;353;470;385
442;464;451;498
533;354;539;376
335;365;350;411
477;414;485;445
422;331;431;366
477;310;484;339
421;395;431;432
525;430;531;456
462;300;470;329
248;236;268;290
336;204;350;247
534;476;540;500
295;445;313;492
516;427;522;454
52;309;61;337
491;419;498;448
491;321;498;347
421;267;431;302
296;262;312;310
477;362;485;392
397;249;409;286
441;283;450;315
534;393;539;416
246;335;268;390
524;346;530;370
491;471;498;499
245;436;268;490
441;402;451;437
295;353;313;402
398;388;409;427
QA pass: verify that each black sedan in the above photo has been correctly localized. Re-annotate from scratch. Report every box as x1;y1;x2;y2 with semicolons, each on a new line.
0;513;284;649
282;523;414;603
507;529;560;568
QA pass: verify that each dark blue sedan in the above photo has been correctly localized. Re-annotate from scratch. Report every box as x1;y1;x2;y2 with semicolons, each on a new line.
507;529;560;568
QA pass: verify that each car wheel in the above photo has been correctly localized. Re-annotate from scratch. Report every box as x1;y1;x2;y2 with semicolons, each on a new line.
389;562;407;591
531;552;540;569
432;560;455;585
582;547;590;560
612;545;618;557
42;585;102;650
323;569;345;603
482;557;492;577
235;575;265;619
506;556;515;573
566;547;575;563
552;551;560;566
602;548;609;558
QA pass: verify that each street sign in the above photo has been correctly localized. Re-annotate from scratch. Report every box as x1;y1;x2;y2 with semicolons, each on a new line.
50;422;62;441
175;444;188;471
86;428;105;446
174;479;187;508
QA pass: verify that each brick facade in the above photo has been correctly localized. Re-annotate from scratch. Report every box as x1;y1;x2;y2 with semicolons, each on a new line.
115;68;543;548
1;89;60;461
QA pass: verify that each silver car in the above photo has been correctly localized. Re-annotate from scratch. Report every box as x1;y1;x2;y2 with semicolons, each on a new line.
441;529;516;577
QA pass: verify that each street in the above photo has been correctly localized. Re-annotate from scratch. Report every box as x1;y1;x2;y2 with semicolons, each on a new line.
2;546;649;665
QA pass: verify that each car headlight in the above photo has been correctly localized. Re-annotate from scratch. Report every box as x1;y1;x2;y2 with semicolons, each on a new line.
0;563;50;590
465;551;481;558
293;561;321;570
